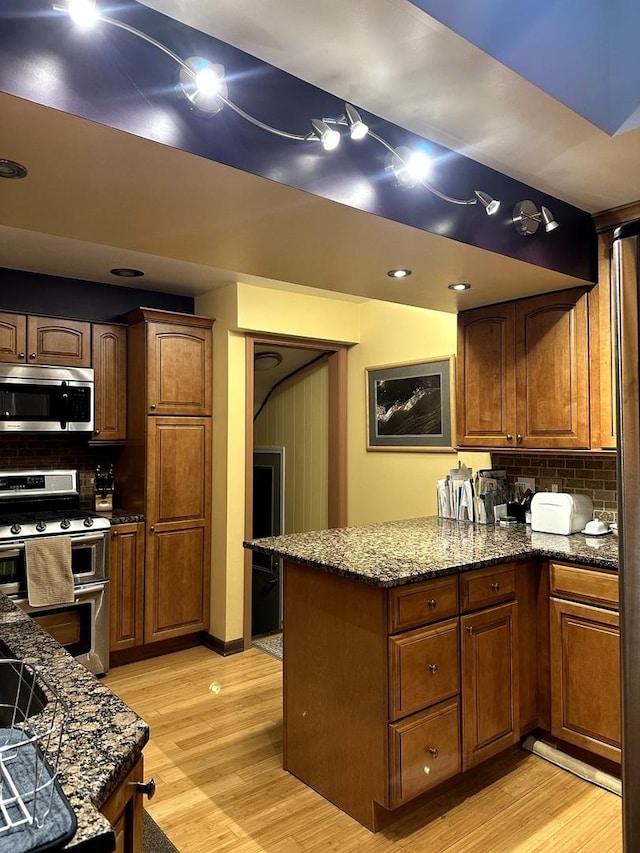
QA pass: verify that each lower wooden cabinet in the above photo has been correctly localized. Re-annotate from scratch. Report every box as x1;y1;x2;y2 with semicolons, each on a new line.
550;597;621;762
109;523;145;652
389;697;461;807
100;756;144;853
461;602;519;770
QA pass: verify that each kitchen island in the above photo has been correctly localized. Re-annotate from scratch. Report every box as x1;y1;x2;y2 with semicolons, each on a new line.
0;593;149;852
245;517;619;831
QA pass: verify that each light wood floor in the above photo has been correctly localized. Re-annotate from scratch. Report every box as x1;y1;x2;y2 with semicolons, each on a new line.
104;646;622;853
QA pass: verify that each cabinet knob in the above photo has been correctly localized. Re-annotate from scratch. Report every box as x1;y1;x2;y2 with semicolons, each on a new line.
150;403;157;410
517;434;523;443
18;352;25;359
490;582;500;592
149;526;155;532
428;747;439;759
30;352;36;359
466;626;474;634
94;429;100;435
428;663;439;674
506;434;513;442
135;778;156;800
426;598;437;608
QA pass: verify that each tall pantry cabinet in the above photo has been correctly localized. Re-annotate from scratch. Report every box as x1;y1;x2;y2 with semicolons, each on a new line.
118;308;214;645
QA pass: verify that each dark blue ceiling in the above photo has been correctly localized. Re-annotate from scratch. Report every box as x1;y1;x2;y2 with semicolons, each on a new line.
0;0;597;283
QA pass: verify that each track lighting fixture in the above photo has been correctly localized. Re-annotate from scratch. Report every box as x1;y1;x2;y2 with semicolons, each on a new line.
52;1;561;234
513;200;559;236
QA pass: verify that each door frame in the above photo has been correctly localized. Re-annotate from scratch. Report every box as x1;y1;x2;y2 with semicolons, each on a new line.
244;334;348;649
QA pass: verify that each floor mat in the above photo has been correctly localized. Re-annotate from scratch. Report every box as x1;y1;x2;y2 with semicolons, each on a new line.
252;633;283;661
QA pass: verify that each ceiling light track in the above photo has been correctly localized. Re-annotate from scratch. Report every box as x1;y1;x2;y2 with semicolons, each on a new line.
52;0;558;234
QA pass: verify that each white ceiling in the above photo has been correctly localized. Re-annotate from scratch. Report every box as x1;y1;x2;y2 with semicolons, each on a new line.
2;0;638;313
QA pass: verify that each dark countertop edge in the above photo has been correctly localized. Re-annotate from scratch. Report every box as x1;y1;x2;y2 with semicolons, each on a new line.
97;510;146;525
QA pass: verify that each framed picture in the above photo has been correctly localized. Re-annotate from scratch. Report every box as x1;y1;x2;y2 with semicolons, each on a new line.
366;356;455;451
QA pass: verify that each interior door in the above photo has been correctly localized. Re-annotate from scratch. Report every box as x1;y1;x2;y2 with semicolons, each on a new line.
252;448;284;637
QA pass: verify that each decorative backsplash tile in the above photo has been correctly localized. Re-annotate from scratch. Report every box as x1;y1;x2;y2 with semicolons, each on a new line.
491;452;618;521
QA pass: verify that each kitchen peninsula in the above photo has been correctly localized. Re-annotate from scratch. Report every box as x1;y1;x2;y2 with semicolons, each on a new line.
245;517;620;832
0;593;149;851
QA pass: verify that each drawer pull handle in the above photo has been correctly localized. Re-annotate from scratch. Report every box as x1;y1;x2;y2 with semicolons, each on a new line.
426;599;437;608
428;663;439;674
490;582;500;592
428;747;439;759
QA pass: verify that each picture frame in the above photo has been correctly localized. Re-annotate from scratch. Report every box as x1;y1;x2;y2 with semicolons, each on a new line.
365;356;455;451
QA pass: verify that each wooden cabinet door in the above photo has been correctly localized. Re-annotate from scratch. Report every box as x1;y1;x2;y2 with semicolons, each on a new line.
147;321;212;416
550;598;620;762
0;311;27;363
515;288;590;448
460;602;519;770
93;324;127;441
456;303;516;447
595;229;617;449
145;417;211;642
109;523;145;652
27;316;91;366
101;756;144;853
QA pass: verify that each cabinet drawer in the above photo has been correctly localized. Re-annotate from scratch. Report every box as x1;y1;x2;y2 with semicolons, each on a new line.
550;562;619;610
460;565;515;613
389;576;458;633
389;618;459;720
389;697;461;807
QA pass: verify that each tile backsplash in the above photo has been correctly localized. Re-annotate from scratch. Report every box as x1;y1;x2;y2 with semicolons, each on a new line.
491;452;618;522
0;435;119;507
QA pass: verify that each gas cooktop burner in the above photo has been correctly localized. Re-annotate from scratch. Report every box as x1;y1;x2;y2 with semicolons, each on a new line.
0;469;111;539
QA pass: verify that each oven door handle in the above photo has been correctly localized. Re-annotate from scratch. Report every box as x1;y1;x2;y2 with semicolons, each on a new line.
13;580;108;607
70;533;106;546
0;545;23;557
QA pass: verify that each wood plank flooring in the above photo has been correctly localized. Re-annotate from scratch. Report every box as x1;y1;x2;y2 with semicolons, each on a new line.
104;646;622;853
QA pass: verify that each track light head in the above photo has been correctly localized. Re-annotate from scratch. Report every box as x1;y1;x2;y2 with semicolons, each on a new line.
541;206;559;232
343;103;368;140
310;119;340;151
66;0;98;26
474;190;500;216
513;200;559;236
177;57;227;114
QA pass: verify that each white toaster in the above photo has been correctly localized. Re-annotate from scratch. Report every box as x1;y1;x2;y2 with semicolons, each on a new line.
530;492;593;535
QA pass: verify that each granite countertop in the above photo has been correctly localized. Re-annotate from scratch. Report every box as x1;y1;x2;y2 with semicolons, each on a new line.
0;595;149;852
98;509;146;525
244;516;619;587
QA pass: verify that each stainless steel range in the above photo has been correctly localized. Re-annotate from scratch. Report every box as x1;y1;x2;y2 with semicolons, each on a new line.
0;470;110;675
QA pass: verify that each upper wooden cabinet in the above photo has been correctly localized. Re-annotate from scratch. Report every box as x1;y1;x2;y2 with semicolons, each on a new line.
92;323;127;441
126;308;213;416
0;312;91;366
457;287;591;449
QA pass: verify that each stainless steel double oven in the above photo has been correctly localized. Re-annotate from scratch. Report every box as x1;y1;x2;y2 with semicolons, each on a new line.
0;470;110;675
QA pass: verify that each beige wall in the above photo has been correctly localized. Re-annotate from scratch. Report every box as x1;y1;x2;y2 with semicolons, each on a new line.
254;358;329;534
196;281;489;642
347;299;490;524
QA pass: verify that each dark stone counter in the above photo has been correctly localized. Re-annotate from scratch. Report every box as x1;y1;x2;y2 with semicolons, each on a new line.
0;595;149;851
244;516;618;587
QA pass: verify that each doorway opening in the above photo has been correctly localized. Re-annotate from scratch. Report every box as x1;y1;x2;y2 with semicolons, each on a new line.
244;335;348;648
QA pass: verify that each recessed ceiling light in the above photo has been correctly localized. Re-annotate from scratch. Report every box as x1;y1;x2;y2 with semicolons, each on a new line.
387;268;412;279
448;282;471;291
0;159;28;179
110;268;144;278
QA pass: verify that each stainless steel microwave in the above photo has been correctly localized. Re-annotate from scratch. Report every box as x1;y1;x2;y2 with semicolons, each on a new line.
0;364;94;432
